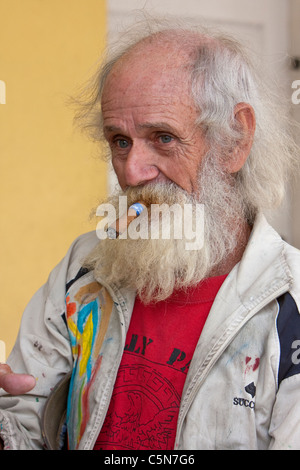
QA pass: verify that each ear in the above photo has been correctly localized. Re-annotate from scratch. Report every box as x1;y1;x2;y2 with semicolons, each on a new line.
226;102;256;173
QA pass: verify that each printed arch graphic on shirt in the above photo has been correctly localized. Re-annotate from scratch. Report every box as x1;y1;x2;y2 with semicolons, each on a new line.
96;363;180;450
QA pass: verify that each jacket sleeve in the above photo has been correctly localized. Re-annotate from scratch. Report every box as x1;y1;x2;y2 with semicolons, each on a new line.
269;374;300;450
0;232;98;450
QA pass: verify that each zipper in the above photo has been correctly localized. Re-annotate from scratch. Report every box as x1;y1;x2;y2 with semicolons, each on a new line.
174;282;290;449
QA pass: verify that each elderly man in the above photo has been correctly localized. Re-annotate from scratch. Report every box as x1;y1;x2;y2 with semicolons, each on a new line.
0;22;300;450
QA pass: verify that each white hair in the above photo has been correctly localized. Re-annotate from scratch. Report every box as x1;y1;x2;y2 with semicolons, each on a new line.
73;15;299;222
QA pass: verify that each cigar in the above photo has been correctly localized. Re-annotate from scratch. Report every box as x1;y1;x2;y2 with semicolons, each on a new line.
106;202;146;239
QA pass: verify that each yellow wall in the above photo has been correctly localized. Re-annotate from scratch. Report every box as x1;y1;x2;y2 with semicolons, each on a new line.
0;0;107;356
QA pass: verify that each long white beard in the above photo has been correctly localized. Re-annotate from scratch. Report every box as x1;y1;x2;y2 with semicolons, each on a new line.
84;154;249;303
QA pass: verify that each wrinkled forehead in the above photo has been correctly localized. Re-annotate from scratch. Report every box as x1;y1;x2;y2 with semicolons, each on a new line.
102;51;194;109
102;31;204;95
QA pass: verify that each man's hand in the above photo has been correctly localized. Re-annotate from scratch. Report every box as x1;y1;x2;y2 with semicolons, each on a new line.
0;364;36;395
0;365;36;449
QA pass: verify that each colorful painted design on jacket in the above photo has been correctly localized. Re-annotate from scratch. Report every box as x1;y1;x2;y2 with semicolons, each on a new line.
65;281;113;448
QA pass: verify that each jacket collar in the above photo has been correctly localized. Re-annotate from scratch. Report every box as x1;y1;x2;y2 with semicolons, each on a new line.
205;212;293;321
234;212;293;307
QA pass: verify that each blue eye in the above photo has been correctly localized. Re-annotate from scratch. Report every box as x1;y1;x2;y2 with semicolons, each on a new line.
159;134;173;144
117;139;129;149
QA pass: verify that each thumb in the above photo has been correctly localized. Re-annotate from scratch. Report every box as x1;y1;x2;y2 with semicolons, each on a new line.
0;364;36;395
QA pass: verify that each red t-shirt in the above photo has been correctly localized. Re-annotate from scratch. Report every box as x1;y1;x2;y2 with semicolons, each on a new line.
94;275;227;450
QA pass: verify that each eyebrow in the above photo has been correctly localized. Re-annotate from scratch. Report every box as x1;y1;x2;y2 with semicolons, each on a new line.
137;122;177;133
103;122;178;135
103;125;123;135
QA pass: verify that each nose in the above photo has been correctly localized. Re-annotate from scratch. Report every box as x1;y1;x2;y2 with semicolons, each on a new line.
117;143;160;188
